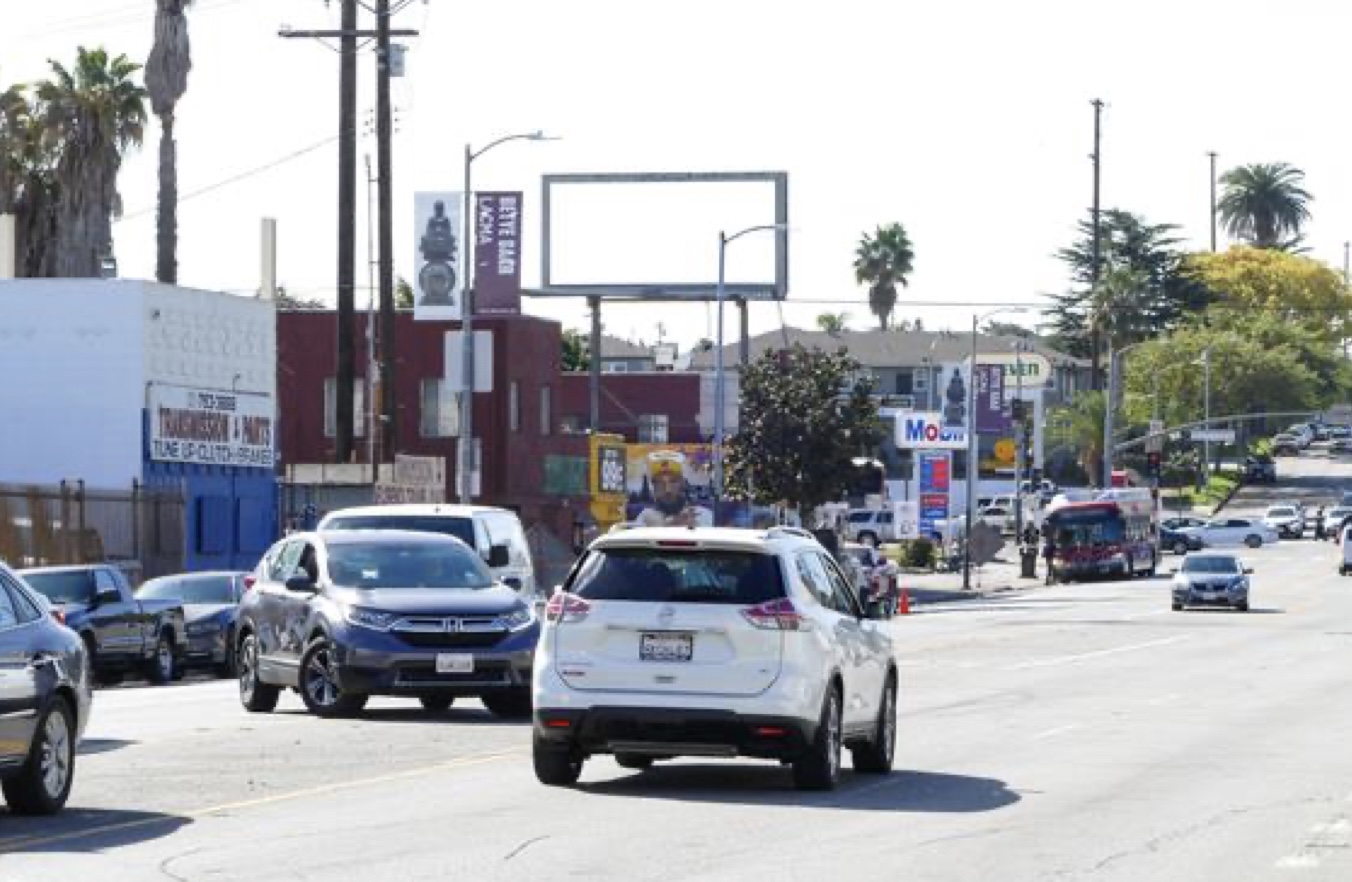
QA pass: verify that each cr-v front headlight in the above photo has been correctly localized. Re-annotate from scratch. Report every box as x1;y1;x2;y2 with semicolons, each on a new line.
344;607;399;631
499;605;536;632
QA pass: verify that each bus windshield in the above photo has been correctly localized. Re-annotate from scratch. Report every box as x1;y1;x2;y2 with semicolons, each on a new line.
1052;515;1124;547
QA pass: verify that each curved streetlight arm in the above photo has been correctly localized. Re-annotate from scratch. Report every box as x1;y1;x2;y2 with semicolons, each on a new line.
468;130;559;163
724;222;790;246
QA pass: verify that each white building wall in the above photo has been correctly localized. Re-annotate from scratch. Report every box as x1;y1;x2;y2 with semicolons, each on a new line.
0;280;146;488
142;283;275;400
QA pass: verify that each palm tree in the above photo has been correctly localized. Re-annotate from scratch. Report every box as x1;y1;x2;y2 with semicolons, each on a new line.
146;0;193;284
1092;266;1155;353
815;312;850;334
1;76;28;214
854;223;914;330
1218;163;1312;250
1052;391;1108;486
36;47;147;277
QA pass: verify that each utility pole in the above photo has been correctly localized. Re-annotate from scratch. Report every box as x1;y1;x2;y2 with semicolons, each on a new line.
279;9;417;467
376;0;397;462
1209;151;1219;252
335;0;357;463
1090;98;1104;391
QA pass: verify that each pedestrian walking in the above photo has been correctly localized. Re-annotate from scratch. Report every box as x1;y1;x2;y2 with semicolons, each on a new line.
1042;531;1057;586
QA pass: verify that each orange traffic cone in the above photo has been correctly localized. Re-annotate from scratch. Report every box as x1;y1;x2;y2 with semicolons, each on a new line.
899;587;910;616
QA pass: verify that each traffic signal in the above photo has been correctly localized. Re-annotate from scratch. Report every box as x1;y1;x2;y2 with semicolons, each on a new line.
1147;451;1162;479
1010;399;1026;422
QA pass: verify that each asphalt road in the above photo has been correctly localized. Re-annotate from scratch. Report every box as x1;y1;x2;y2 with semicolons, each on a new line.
4;462;1352;881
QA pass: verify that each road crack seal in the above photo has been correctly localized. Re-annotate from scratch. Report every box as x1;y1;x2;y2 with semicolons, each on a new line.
159;846;204;882
504;835;550;862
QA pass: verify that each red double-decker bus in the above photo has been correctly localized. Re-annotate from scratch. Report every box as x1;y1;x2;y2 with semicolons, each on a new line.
1045;489;1158;582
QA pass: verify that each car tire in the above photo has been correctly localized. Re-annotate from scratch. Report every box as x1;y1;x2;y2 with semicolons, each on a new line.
851;674;897;775
533;732;583;787
1235;601;1250;612
2;696;75;816
481;690;532;719
238;633;280;713
419;696;455;713
1173;540;1189;555
145;630;177;685
1245;535;1263;548
793;685;843;791
1172;602;1184;611
216;629;237;679
299;637;367;718
858;532;878;548
614;754;655;771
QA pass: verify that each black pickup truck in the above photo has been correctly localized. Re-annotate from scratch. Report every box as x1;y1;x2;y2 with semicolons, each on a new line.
19;564;188;684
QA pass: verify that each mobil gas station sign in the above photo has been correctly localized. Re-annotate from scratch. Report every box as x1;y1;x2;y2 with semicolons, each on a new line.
895;411;968;450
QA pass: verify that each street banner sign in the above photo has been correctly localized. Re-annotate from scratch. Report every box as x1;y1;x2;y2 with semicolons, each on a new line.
975;364;1010;434
1191;429;1236;443
474;191;523;315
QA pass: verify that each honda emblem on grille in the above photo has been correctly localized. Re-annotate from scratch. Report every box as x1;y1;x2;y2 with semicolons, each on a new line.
444;618;461;633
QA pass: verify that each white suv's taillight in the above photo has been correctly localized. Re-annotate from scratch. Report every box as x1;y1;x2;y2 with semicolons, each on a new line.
545;592;592;624
741;598;812;631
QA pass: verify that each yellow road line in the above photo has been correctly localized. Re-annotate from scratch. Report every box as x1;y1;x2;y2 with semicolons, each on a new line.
0;750;520;854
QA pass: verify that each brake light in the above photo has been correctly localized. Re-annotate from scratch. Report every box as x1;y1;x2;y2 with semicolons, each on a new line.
544;719;572;729
741;598;812;631
655;540;700;548
545;592;592;623
755;726;788;737
243;574;257;592
50;608;66;626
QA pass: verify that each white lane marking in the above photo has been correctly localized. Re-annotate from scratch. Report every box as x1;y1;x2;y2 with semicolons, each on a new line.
1005;635;1192;671
1276;854;1321;869
1031;724;1080;741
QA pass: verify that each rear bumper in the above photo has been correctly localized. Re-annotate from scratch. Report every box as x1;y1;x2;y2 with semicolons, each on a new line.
533;706;816;760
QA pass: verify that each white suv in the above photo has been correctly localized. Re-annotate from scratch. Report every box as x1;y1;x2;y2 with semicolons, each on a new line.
531;526;897;791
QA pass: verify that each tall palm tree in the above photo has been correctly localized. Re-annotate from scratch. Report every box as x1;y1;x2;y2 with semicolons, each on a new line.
36;47;147;277
854;223;915;330
1218;163;1312;250
1053;391;1107;486
146;0;193;284
0;76;28;214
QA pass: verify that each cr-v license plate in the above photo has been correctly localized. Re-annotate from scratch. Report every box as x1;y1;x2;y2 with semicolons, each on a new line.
435;653;474;674
640;633;693;662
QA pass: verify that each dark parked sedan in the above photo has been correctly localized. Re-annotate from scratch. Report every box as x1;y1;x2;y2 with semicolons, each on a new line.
1172;553;1251;612
0;561;93;814
138;571;247;676
237;530;539;718
1161;527;1204;555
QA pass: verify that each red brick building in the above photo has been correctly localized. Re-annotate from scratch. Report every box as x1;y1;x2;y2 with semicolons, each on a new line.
276;311;706;540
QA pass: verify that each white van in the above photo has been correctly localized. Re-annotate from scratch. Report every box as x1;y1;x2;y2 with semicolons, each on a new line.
316;504;537;598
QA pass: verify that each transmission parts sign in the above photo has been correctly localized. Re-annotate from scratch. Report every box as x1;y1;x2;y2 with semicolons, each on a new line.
149;385;275;467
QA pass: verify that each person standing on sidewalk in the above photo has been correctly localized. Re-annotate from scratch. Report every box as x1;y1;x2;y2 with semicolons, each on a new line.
1042;529;1057;586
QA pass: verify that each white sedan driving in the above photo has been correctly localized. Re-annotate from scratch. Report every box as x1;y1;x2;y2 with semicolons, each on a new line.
1178;517;1280;549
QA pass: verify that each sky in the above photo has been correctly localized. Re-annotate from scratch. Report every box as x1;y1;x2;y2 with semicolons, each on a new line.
5;0;1352;349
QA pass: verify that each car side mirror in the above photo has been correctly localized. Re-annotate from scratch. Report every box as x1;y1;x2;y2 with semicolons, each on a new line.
487;544;510;568
93;587;120;606
285;574;317;594
1244;567;1254;574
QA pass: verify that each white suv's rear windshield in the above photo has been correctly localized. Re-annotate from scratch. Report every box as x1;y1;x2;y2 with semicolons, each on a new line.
324;515;475;548
569;548;785;605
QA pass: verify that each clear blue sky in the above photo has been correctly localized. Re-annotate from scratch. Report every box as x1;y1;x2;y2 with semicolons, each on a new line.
6;0;1352;346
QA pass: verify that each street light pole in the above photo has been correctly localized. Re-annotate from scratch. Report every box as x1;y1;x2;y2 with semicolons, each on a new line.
1203;348;1212;482
713;223;789;523
456;130;556;503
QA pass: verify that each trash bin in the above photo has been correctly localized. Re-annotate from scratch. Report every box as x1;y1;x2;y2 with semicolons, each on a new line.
1020;545;1039;579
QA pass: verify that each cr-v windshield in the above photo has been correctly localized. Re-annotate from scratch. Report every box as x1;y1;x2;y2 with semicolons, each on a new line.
325;541;492;589
568;548;785;604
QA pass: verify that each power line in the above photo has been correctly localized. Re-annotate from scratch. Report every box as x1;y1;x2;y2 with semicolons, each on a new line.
115;134;342;223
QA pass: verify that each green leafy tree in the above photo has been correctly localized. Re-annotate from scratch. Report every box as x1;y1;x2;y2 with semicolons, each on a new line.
396;276;414;309
145;0;194;284
815;312;850;334
1218;163;1312;250
854;223;914;330
725;345;885;514
1047;391;1107;485
36;47;147;277
1185;247;1352;345
1047;209;1207;377
561;328;590;371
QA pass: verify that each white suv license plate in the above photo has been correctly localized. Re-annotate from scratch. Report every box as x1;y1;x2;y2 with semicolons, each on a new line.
640;633;693;663
435;653;474;674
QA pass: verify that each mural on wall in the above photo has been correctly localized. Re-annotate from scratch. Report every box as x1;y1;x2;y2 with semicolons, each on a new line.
624;445;715;527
